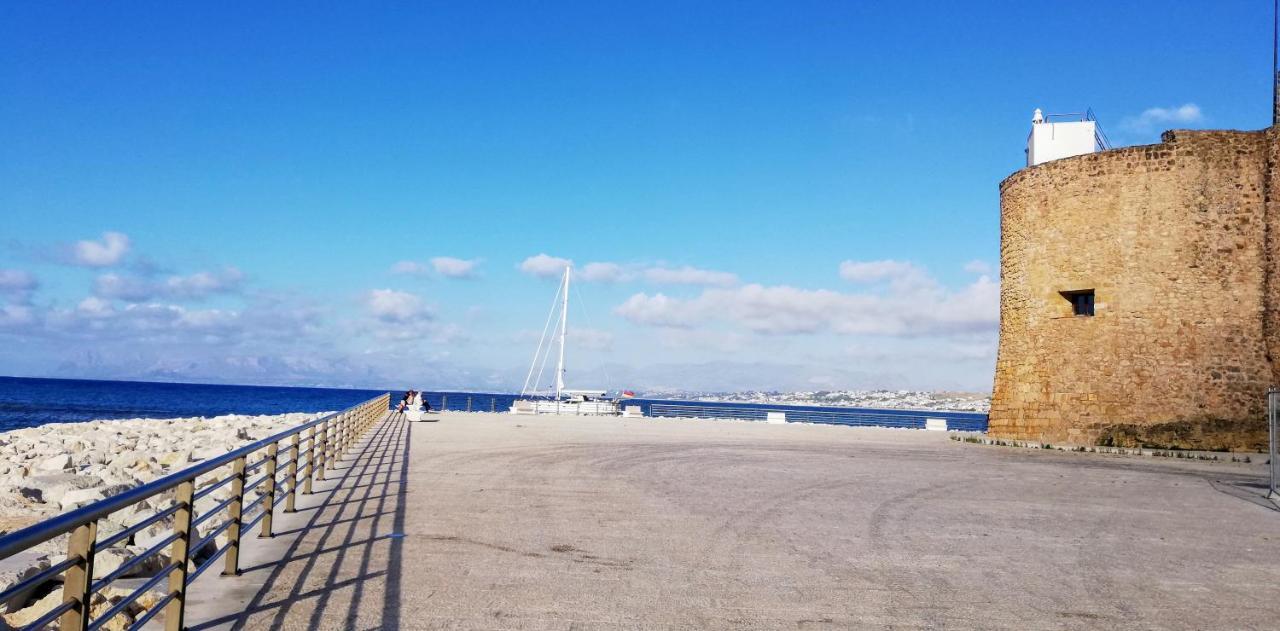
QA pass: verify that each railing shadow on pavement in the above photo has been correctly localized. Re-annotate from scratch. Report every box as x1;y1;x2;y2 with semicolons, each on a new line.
187;410;412;630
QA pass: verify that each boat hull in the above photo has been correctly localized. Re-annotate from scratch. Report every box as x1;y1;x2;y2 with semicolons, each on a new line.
510;399;620;416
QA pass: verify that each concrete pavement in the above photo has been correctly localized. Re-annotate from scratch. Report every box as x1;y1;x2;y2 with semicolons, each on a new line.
185;411;1280;630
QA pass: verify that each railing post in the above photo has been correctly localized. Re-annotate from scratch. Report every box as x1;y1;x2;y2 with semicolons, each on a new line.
316;421;328;482
326;419;336;471
442;394;448;411
286;433;300;512
346;412;354;452
60;520;97;631
223;455;247;576
304;426;316;494
165;480;195;631
344;411;353;452
344;412;352;455
333;414;343;462
260;443;279;538
467;396;472;412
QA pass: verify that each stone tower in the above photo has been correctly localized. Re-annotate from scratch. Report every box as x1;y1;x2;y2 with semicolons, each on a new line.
988;125;1280;450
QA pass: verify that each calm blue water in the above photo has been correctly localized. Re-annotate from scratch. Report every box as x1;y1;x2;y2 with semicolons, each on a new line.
0;377;988;433
0;377;392;431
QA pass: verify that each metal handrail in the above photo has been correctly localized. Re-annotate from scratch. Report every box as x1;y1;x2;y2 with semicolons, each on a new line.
0;556;79;603
193;473;238;502
90;533;178;594
647;402;987;431
0;392;390;631
96;504;181;551
88;562;177;631
0;396;382;558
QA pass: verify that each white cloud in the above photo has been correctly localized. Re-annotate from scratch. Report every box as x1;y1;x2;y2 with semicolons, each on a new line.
163;268;245;298
838;259;920;283
0;304;35;328
390;260;429;276
35;299;245;341
643;265;739;287
576;262;738;286
391;257;481;279
72;232;131;267
76;296;114;318
519;253;572;279
431;257;480;279
617;262;999;338
0;270;37;298
580;262;629;283
963;260;992;275
615;293;700;328
1120;103;1204;134
364;289;431;324
93;274;154;301
656;328;748;353
569;327;614;351
93;267;244;302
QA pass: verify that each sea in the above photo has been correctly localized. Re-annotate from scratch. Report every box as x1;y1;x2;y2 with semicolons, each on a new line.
0;376;988;433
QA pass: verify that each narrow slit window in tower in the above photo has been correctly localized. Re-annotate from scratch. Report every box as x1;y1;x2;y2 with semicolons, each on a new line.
1061;290;1095;316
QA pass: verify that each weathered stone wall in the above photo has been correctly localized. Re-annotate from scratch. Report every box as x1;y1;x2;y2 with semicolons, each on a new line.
990;128;1276;449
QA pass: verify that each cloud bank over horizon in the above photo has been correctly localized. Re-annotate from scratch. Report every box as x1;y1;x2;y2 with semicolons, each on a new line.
0;232;999;392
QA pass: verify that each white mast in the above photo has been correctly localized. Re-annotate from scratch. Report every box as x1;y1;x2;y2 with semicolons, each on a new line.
555;265;570;400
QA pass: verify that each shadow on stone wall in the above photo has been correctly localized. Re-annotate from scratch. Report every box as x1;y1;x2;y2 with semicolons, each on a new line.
1095;418;1268;452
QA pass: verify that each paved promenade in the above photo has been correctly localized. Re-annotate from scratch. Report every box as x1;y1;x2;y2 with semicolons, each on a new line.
185;411;1279;630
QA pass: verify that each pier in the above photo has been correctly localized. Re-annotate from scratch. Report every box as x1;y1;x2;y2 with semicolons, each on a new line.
2;403;1279;629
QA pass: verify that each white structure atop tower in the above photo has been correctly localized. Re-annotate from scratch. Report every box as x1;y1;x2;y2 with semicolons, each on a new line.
1026;108;1102;167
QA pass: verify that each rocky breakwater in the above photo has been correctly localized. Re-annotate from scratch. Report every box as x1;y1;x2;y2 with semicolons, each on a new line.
0;412;326;630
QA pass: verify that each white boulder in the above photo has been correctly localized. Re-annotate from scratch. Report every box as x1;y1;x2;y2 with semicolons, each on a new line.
35;454;72;472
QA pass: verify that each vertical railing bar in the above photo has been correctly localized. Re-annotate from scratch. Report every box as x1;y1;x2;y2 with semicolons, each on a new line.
325;418;336;474
338;413;347;460
59;521;97;631
347;412;354;455
164;480;195;631
259;443;278;538
304;426;316;494
286;434;300;512
222;455;247;576
316;420;328;482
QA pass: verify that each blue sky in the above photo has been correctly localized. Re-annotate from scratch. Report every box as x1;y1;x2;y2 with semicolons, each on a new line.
0;2;1272;392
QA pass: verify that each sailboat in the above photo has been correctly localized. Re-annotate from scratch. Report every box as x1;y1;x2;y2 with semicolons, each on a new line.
511;265;620;416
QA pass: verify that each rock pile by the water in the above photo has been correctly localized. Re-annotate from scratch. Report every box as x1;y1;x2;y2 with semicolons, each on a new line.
0;412;324;629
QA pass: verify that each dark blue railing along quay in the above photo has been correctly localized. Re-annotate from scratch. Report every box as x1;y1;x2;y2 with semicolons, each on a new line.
641;400;988;432
0;393;390;631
